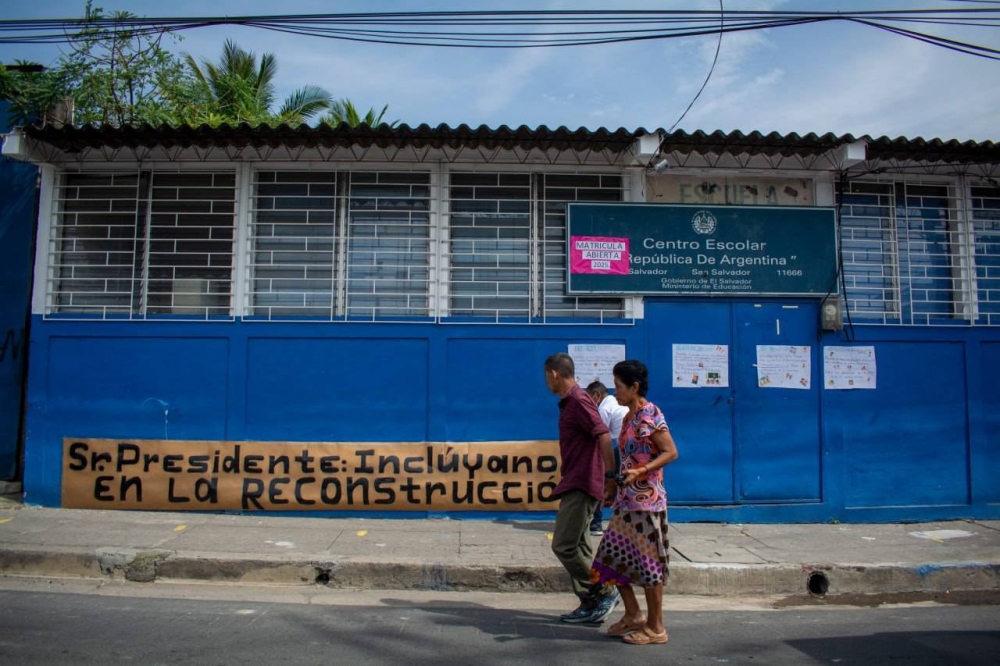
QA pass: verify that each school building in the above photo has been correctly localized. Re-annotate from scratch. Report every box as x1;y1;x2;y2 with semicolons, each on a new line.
1;121;998;521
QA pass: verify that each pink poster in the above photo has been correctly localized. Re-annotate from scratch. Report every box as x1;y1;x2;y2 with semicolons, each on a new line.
570;236;630;275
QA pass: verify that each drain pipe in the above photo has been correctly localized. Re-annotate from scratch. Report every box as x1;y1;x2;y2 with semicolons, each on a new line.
807;571;830;597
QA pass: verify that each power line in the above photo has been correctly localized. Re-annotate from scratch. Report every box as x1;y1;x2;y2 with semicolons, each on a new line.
2;6;995;143
667;0;725;135
0;8;997;57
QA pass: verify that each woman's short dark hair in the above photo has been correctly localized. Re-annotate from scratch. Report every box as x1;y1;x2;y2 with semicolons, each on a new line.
613;359;649;397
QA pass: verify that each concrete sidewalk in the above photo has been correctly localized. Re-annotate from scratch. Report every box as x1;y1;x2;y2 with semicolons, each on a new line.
1;498;998;598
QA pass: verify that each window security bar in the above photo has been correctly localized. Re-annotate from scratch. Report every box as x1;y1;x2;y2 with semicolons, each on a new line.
838;177;998;326
47;166;998;327
48;170;236;319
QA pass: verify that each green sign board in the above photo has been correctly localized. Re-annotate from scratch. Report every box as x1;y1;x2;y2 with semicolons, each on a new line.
567;203;838;297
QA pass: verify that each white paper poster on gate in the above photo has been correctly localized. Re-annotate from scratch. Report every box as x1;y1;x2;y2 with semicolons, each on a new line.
569;343;626;387
823;346;877;389
756;345;811;389
672;344;729;388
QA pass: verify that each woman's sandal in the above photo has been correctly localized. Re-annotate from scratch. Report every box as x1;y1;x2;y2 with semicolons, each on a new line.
606;616;647;638
622;626;669;645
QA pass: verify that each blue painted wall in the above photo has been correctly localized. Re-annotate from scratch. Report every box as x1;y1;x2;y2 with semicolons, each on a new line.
838;341;968;508
20;310;1000;522
980;342;1000;504
0;100;36;479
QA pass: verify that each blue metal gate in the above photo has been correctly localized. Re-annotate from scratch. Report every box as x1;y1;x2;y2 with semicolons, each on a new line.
645;299;821;506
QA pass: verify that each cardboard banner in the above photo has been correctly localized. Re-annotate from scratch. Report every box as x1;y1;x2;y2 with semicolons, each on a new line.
62;439;562;512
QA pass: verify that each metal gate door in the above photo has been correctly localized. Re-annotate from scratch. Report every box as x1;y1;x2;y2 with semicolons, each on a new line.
645;300;821;505
645;301;736;504
733;302;821;502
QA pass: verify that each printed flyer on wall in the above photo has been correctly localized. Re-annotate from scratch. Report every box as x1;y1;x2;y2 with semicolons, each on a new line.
756;345;811;389
823;346;877;389
568;343;626;387
672;344;730;388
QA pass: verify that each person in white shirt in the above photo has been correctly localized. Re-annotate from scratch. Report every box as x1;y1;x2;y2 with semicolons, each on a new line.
586;380;629;536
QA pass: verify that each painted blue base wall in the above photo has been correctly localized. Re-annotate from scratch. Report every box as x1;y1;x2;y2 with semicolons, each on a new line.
0;99;36;479
20;307;1000;522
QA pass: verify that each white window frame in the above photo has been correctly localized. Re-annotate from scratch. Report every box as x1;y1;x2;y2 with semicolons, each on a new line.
242;163;436;322
41;163;239;320
838;174;983;326
36;162;653;324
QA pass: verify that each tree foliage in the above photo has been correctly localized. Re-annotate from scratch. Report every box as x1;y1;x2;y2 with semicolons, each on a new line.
321;99;399;128
0;63;69;127
176;39;332;126
0;3;393;129
60;2;189;125
1;2;187;127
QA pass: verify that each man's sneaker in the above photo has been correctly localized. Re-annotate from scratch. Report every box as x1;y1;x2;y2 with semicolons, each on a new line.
586;589;621;624
589;526;604;537
559;603;598;623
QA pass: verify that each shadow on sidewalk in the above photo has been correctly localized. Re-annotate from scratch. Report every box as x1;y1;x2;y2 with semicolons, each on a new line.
282;597;618;664
490;519;555;532
787;631;1000;665
379;597;608;643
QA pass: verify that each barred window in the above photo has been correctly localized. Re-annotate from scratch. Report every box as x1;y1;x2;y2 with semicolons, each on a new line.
50;170;235;317
346;172;431;318
146;173;235;316
52;172;144;315
250;171;338;318
971;184;1000;326
839;180;962;325
541;173;625;320
897;183;956;323
51;168;625;322
444;171;625;321
839;182;901;321
249;170;431;320
447;172;532;319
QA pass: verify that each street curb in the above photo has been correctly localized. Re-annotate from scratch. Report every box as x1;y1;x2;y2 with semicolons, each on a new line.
670;562;1000;597
0;548;102;579
317;561;569;593
1;548;998;596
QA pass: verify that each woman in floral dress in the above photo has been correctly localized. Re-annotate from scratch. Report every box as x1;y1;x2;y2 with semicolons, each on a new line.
590;359;679;645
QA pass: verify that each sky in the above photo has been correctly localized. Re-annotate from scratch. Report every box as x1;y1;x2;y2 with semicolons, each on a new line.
0;0;997;141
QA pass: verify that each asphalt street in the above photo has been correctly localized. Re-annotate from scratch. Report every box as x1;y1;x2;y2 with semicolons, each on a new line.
0;578;997;665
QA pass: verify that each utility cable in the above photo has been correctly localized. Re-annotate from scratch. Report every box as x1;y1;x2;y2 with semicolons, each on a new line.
644;1;724;171
0;8;998;52
669;0;723;134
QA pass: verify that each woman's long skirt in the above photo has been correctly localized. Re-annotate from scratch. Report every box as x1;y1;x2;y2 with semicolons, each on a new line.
591;507;669;588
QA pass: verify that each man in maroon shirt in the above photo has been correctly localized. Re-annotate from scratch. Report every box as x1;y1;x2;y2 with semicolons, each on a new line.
543;352;620;624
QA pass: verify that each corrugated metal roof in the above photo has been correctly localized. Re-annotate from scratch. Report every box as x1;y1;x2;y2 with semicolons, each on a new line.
22;123;642;155
20;122;1000;164
653;129;999;163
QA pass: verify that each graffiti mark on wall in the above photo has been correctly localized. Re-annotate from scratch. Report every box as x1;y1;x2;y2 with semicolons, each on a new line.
0;328;24;364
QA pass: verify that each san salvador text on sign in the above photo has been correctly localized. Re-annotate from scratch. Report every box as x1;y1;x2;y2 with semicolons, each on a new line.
567;203;838;297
